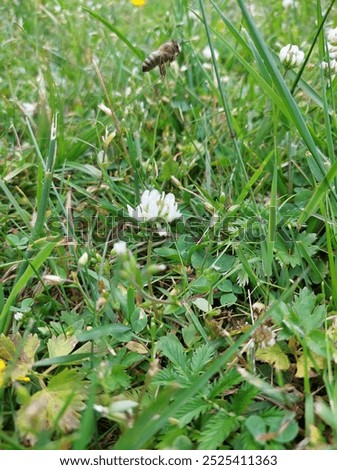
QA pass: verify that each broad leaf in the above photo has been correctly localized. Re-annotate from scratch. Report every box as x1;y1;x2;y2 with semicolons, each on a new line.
16;369;87;446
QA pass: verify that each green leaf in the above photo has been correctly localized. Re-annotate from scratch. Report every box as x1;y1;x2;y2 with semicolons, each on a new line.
157;334;187;373
191;250;214;270
198;412;239;449
191;298;212;313
245;415;266;442
189;276;212;294
220;293;237;307
0;241;58;334
182;325;199;348
292;288;326;334
175;397;210;426
154;247;180;262
76;324;131;342
131;308;147;334
190;344;214;374
209;369;243;399
266;415;299;444
217;279;233;292
230;384;258;415
213;254;236;272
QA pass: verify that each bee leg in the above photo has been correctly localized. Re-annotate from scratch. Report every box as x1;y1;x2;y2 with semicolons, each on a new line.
159;63;166;78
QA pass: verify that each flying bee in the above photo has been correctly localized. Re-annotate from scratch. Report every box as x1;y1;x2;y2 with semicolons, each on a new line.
142;40;181;78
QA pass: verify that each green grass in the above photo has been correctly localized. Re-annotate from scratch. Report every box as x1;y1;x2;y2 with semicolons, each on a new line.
1;0;337;450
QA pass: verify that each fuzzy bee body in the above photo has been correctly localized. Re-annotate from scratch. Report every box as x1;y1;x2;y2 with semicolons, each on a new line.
142;40;181;77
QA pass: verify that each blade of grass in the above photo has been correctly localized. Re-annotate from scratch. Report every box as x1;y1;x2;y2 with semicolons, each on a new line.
83;7;144;60
298;160;337;226
0;240;58;334
219;0;328;183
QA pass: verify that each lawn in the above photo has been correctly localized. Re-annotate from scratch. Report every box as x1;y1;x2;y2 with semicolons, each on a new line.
1;0;337;450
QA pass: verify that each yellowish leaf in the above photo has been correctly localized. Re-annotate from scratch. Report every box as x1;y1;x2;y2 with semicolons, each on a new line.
256;344;290;370
16;369;87;446
295;353;325;378
126;341;148;354
47;335;78;358
0;334;16;360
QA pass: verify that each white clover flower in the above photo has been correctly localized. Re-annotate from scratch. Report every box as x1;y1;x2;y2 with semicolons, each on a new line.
113;240;128;255
328;43;337;59
202;45;219;61
279;44;304;68
282;0;298;8
253;325;276;349
321;59;337;76
78;252;89;267
14;312;24;321
327;27;337;46
127;189;182;223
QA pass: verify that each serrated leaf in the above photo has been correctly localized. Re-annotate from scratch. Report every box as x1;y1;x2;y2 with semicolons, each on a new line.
47;335;78;358
9;334;40;382
198;412;239;449
157;334;187;373
190;344;214;374
292;288;326;334
296;232;319;257
230;383;258;415
0;334;16;360
175;397;210;426
209;369;243;398
16;369;86;446
256;344;290;370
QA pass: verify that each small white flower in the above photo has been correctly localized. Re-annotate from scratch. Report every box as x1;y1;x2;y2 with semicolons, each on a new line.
279;44;304;68
20;102;37;118
14;312;24;321
113;240;128;255
109;400;138;414
42;274;65;286
78;252;89;267
202;46;219;61
328;43;337;59
127;189;182;223
327;27;337;46
321;59;337;76
282;0;298;8
93;404;109;414
98;102;112;116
